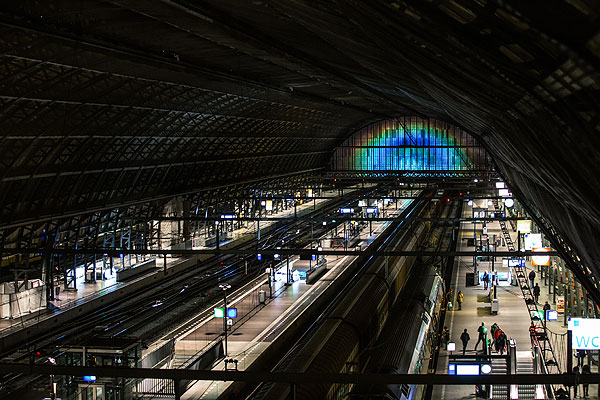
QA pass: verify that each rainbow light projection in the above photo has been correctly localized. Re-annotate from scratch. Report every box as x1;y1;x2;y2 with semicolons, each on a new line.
332;118;489;171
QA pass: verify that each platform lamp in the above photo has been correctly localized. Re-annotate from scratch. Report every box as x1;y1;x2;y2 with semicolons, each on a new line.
219;283;231;356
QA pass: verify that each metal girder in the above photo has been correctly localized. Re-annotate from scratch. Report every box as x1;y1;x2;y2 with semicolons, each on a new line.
0;363;591;385
129;216;531;223
0;248;559;257
0;168;324;230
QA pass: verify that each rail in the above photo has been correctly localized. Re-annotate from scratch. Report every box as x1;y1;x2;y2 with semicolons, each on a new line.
494;200;560;398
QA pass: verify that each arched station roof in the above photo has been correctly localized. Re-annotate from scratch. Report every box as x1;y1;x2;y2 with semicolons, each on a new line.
0;1;599;291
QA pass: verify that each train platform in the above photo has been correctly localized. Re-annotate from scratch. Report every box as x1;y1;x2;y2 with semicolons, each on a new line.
434;201;599;399
0;191;340;338
177;201;411;399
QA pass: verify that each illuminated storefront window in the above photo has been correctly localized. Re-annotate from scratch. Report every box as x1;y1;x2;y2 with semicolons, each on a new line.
331;117;491;171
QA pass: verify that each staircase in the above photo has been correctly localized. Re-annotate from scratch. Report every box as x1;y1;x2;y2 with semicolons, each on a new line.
516;352;537;399
169;351;195;369
490;357;509;399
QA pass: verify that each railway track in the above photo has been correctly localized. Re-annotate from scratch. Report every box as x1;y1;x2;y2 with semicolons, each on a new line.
0;185;391;398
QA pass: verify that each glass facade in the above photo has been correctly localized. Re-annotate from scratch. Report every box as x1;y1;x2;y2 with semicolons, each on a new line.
331;117;492;172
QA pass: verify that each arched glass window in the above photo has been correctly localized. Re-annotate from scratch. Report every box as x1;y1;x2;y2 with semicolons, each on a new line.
331;117;492;172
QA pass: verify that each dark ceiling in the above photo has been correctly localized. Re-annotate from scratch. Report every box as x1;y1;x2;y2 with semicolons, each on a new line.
1;1;600;290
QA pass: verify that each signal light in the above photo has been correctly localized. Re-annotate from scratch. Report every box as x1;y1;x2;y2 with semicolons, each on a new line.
36;351;41;356
446;198;450;202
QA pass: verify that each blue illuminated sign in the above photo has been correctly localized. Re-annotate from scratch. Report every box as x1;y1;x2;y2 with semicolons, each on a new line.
448;364;456;375
257;254;262;261
340;208;353;214
227;308;238;318
508;259;525;267
546;310;558;321
366;207;378;214
83;376;96;382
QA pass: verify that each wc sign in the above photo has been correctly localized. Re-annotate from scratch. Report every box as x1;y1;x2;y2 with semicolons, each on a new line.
568;318;600;350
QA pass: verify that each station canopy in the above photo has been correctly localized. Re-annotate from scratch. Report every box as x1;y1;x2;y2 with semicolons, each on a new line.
0;1;599;294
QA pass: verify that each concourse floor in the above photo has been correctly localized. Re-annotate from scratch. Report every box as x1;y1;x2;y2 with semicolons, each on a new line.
433;202;600;399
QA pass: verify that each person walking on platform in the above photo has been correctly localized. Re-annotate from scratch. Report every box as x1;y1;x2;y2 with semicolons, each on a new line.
573;366;580;398
529;322;537;338
460;328;470;355
543;301;551;315
457;290;464;310
446;289;454;310
483;271;489;290
533;283;541;303
496;331;507;355
442;326;450;345
529;269;536;289
475;322;487;352
582;364;590;397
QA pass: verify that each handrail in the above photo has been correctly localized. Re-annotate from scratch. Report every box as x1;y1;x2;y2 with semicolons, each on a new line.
494;200;559;399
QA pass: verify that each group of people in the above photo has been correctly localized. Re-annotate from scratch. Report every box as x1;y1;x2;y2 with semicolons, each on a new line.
457;323;487;355
490;323;508;354
457;322;508;355
571;364;591;398
556;362;592;399
445;288;464;310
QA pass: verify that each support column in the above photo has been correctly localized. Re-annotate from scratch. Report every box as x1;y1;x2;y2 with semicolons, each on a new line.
183;199;191;250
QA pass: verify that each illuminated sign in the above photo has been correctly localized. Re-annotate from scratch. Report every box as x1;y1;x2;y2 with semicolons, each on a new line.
568;318;600;350
507;259;525;267
227;308;238;318
547;310;558;321
448;364;456;375
504;198;514;207
214;308;225;318
307;189;313;198
447;342;456;352
531;247;551;266
265;200;273;211
83;376;97;382
449;364;490;375
517;220;532;234
340;208;353;214
524;233;542;250
495;182;505;189
557;297;565;313
366;207;378;214
456;364;480;375
220;214;235;219
498;188;511;197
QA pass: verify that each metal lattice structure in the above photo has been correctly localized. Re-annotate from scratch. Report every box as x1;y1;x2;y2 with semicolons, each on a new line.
0;1;599;298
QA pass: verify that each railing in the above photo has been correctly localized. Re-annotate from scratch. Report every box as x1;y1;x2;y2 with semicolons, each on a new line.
534;342;557;400
130;376;175;399
494;200;559;398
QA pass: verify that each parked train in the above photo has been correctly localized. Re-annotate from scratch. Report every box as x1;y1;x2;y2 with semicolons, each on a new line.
248;193;459;400
349;261;443;399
